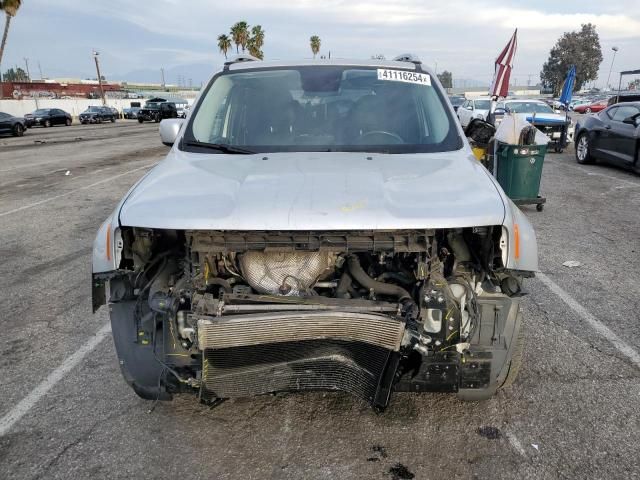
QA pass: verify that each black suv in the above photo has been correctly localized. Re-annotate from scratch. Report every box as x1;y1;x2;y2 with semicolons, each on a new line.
24;108;72;128
79;106;116;124
137;102;178;123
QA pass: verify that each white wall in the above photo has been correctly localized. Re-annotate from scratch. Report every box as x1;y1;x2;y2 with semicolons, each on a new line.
0;98;163;118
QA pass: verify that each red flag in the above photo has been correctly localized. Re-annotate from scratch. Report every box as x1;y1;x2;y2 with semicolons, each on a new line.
489;29;518;98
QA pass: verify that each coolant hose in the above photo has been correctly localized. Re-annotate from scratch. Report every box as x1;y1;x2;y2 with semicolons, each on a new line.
346;255;413;302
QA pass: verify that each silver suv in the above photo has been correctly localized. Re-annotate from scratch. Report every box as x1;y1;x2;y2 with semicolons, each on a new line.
93;55;537;409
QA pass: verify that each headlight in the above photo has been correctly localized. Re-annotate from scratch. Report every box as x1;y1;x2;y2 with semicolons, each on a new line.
36;117;42;121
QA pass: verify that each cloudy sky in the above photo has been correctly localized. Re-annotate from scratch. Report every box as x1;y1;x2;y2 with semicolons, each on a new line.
3;0;639;87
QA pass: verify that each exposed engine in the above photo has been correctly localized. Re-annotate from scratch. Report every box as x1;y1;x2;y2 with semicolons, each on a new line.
102;227;526;409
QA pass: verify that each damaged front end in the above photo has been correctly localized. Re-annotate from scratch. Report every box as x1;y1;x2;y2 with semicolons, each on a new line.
95;227;528;409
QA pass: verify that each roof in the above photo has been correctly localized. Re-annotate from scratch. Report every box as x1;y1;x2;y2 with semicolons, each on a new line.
227;58;429;74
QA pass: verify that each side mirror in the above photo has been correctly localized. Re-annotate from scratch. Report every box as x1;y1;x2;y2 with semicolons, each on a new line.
493;108;506;115
159;118;184;146
622;115;639;126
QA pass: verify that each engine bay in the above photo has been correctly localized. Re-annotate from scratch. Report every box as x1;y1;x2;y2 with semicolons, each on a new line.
100;227;526;408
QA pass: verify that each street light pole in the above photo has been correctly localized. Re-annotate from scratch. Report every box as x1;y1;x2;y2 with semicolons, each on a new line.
605;46;619;91
23;58;31;81
93;50;106;105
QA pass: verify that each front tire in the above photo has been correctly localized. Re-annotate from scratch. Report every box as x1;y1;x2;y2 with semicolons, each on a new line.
138;117;144;123
575;133;594;164
585;107;592;114
43;119;51;128
65;118;72;126
12;123;24;137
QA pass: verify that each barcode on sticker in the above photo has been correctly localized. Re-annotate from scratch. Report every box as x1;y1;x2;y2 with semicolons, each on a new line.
377;69;431;86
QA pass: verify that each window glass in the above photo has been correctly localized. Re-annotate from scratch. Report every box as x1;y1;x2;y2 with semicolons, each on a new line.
186;66;461;154
505;101;553;114
474;100;491;109
611;105;640;122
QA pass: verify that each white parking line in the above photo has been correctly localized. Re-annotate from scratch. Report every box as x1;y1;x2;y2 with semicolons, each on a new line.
0;322;111;437
537;272;640;368
0;163;154;218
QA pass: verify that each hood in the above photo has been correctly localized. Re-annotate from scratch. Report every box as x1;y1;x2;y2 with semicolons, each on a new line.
118;149;506;230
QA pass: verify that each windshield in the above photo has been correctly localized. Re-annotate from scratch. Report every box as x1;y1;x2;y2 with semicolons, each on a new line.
506;101;553;114
87;107;102;112
474;100;491;110
145;103;160;110
185;66;461;154
33;109;49;115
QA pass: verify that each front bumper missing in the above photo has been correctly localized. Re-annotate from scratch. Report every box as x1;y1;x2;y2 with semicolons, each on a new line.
196;311;405;409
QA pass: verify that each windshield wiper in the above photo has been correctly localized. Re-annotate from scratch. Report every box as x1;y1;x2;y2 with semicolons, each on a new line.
183;140;255;154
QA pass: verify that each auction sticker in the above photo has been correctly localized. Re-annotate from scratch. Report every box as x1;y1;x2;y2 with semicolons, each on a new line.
377;69;431;86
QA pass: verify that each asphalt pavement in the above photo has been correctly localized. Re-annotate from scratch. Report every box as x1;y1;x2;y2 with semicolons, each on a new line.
0;121;639;480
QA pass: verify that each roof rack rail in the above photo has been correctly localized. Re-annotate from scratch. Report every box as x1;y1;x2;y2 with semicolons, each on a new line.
223;54;261;70
392;53;422;65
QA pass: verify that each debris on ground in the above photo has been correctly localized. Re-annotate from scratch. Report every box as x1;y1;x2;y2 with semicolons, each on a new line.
562;261;581;268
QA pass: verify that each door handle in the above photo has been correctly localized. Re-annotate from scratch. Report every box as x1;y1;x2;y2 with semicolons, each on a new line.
604;125;612;130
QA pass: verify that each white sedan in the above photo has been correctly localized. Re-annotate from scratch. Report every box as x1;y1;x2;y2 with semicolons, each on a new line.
457;97;491;128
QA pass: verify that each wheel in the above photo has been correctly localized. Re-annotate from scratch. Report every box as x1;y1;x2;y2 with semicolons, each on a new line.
12;123;24;137
97;117;103;124
585;108;592;114
554;146;563;153
111;117;116;123
575;133;594;164
536;203;544;212
138;118;144;123
65;118;72;126
43;119;51;128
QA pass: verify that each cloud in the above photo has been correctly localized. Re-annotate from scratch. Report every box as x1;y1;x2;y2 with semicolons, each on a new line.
6;0;639;85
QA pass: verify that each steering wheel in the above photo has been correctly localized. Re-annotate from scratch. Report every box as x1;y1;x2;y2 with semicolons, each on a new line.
359;130;404;144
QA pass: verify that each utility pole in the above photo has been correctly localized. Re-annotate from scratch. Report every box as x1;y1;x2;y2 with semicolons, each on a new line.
23;58;31;81
93;50;106;105
605;46;619;91
37;61;43;80
160;67;166;90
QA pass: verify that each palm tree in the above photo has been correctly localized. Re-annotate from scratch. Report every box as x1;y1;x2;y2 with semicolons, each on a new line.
310;35;321;59
248;25;265;59
0;0;22;82
217;34;232;59
230;21;249;53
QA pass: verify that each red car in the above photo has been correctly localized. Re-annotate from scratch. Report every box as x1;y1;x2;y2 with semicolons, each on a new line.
573;100;608;114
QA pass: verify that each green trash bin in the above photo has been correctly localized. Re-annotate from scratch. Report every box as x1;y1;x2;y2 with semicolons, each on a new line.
495;143;547;211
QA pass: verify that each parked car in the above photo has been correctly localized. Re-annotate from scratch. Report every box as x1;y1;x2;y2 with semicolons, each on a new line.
457;97;491;127
123;107;141;119
447;95;465;112
24;108;72;128
574;102;640;172
608;92;640;106
106;106;122;119
573;100;608;114
0;111;26;136
93;56;537;409
569;98;590;111
79;106;116;124
497;99;574;152
137;102;178;123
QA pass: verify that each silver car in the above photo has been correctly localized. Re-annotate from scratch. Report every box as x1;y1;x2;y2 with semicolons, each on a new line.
92;56;537;409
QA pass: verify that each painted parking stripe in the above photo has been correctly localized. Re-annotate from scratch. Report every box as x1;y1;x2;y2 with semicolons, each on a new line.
0;163;154;218
0;322;111;437
537;272;640;368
